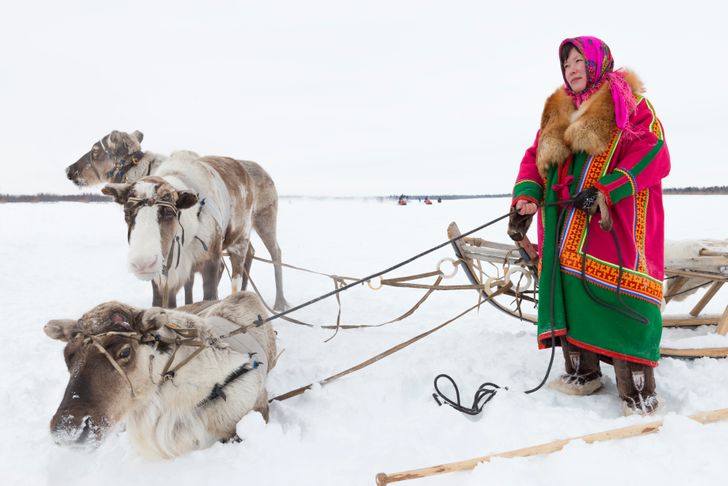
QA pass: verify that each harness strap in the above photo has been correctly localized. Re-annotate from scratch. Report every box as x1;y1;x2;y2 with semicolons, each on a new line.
163;346;207;380
89;336;136;397
196;356;262;408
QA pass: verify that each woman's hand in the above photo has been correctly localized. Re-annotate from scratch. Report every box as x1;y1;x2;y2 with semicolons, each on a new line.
508;199;536;242
515;199;538;215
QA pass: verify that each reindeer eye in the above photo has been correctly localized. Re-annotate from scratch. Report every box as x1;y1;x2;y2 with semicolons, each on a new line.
159;207;175;220
117;345;132;361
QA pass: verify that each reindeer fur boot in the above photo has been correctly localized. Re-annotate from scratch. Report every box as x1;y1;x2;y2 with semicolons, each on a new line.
614;359;660;415
550;337;603;396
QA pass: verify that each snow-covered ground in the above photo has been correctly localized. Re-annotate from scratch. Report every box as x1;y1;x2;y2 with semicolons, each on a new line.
1;196;727;486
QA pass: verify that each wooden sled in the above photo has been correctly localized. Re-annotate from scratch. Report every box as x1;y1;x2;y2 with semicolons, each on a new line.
448;222;728;359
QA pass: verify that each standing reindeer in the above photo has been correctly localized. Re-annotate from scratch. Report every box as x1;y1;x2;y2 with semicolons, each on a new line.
66;131;286;310
102;154;287;310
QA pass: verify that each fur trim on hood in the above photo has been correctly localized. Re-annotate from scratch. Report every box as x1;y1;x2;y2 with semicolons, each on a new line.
536;71;644;177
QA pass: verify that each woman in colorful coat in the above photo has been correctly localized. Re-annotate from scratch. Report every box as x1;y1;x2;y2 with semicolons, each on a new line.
509;36;670;415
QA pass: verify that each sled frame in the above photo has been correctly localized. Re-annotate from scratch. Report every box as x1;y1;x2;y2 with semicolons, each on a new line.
447;221;728;359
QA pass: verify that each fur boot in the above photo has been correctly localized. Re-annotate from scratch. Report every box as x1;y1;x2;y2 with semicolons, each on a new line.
614;359;660;415
550;337;603;396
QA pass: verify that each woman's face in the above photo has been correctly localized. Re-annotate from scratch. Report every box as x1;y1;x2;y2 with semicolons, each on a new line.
563;48;587;93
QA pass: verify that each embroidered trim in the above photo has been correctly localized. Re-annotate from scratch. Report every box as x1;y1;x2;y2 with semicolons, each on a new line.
634;190;649;273
557;130;663;306
614;167;636;195
513;195;540;206
642;98;664;140
537;328;568;349
594;182;612;206
515;179;544;188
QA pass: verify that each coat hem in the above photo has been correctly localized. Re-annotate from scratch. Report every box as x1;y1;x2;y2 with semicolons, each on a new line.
565;335;658;367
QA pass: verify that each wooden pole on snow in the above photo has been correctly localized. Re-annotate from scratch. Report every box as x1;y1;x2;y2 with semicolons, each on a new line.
375;408;728;486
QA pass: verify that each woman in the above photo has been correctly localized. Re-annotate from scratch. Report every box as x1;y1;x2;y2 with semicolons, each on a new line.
509;36;670;415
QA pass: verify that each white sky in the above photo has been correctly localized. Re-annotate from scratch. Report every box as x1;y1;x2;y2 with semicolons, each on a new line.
1;0;725;196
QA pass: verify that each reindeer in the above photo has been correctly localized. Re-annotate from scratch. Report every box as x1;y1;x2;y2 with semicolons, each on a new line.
45;292;276;459
66;130;286;310
65;130;203;187
102;154;286;310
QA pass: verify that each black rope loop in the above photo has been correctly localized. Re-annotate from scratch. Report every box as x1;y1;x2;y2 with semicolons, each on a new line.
432;200;571;417
432;374;503;416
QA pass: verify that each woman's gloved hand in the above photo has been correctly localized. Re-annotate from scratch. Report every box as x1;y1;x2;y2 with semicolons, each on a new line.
508;200;537;241
573;187;613;231
572;186;599;212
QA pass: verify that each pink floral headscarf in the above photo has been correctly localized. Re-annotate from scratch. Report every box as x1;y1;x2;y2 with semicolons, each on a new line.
559;36;636;130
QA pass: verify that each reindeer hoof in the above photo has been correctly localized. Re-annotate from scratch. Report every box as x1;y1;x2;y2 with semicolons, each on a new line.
273;300;288;312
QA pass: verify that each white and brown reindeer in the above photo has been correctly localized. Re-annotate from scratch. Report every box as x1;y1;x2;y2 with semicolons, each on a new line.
101;154;286;310
45;292;276;459
66;130;286;310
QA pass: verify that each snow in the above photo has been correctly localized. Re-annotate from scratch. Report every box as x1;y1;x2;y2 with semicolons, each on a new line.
1;195;727;486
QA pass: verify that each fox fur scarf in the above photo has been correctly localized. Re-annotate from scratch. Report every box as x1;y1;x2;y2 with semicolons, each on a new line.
536;71;644;177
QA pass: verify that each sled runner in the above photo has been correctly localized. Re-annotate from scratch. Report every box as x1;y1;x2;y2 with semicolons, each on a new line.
447;222;728;359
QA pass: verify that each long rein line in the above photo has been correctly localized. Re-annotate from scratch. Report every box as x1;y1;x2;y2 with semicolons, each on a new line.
220;209;515;340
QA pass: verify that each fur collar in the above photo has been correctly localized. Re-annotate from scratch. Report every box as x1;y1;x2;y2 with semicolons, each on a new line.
536;71;644;177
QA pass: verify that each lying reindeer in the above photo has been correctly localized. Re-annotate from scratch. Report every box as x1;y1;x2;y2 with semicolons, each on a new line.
66;130;286;310
45;292;276;459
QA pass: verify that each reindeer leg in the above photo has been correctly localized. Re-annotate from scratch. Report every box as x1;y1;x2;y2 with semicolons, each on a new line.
227;239;250;295
240;244;255;291
167;288;177;309
201;258;221;301
152;281;162;307
253;208;287;311
184;270;195;305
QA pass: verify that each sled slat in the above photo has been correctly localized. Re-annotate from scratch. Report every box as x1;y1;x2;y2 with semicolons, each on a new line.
664;256;728;274
716;305;728;336
460;244;522;264
664;277;689;303
690;281;724;317
660;347;728;358
375;408;728;485
665;268;728;281
461;237;517;251
700;248;728;257
662;315;724;327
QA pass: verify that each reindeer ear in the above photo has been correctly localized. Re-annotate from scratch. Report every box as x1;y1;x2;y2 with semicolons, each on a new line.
123;132;142;155
132;309;146;330
44;319;79;342
176;191;198;210
102;183;132;204
132;130;144;143
108;130;123;144
136;308;168;333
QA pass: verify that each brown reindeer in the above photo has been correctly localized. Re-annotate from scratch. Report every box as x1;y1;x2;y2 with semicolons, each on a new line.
45;292;276;459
